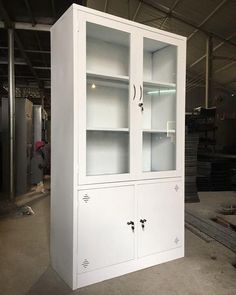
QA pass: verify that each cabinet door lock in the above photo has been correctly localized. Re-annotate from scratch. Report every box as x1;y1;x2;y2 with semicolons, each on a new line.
127;221;135;232
138;102;144;112
140;219;147;229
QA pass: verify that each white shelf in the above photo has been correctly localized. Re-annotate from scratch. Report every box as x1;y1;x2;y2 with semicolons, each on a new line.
143;80;176;88
87;127;129;132
143;129;176;133
87;71;129;83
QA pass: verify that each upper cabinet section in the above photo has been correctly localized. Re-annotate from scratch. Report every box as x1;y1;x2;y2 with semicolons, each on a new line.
75;6;186;184
86;22;131;177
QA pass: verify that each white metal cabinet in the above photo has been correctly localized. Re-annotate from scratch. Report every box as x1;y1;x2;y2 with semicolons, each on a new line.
51;4;186;290
77;186;135;273
137;181;183;258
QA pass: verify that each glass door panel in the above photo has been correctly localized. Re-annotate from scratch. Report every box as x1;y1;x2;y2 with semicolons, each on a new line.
86;22;130;176
142;38;177;172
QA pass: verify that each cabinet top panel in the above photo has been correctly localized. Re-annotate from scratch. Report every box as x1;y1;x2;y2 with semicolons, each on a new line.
52;3;186;43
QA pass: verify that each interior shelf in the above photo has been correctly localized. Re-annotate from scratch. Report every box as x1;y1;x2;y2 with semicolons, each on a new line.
87;71;129;82
143;129;175;133
143;80;176;89
87;127;129;132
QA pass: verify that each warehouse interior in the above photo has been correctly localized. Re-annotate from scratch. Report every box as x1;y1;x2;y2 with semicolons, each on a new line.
0;0;236;294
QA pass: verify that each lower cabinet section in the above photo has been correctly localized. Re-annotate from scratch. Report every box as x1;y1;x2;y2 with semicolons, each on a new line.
77;179;184;286
77;186;135;273
137;182;183;258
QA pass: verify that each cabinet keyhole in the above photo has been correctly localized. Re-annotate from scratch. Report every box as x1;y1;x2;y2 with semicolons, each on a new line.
127;221;135;232
140;219;147;230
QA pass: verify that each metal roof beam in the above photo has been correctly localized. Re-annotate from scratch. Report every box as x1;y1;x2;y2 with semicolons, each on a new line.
23;0;48;68
214;61;236;74
213;55;236;62
142;0;236;48
132;0;142;21
140;16;165;24
188;0;228;41
24;0;36;26
0;74;50;80
0;46;50;54
159;0;182;29
0;57;27;65
51;0;56;19
0;21;51;31
104;0;109;12
0;20;51;31
0;0;42;85
186;71;234;93
189;32;236;69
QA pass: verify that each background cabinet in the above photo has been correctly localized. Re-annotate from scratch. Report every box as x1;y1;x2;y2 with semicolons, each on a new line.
51;4;186;290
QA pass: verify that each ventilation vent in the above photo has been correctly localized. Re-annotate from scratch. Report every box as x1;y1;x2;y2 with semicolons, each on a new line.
174;237;180;244
82;194;90;203
82;259;90;268
174;184;179;192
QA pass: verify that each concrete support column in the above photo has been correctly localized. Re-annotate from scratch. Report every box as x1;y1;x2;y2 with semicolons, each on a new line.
205;36;213;108
8;28;15;200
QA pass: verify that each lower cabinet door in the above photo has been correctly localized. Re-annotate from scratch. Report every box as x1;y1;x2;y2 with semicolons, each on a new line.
137;181;183;258
77;186;135;273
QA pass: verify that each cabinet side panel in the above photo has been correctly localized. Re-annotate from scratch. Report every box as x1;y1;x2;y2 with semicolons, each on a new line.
50;8;74;289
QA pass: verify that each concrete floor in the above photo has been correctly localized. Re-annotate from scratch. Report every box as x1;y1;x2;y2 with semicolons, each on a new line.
0;193;236;295
186;191;236;219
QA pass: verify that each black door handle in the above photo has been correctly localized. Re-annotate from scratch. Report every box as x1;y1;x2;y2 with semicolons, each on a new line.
133;85;136;100
139;85;143;101
127;221;134;225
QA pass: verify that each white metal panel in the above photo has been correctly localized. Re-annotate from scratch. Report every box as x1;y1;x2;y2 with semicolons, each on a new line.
87;85;128;129
74;4;186;42
142;93;152;130
86;131;129;175
51;4;185;290
137;181;183;258
77;186;135;273
142;133;151;172
151;134;176;171
151;93;176;130
50;5;75;289
143;51;152;81
152;46;177;84
87;37;129;76
76;247;184;288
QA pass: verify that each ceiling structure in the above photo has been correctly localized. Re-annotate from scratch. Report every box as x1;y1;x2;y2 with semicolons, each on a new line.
0;0;236;104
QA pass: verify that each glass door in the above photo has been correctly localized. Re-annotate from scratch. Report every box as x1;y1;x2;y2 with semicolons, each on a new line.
85;22;131;177
142;37;178;173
